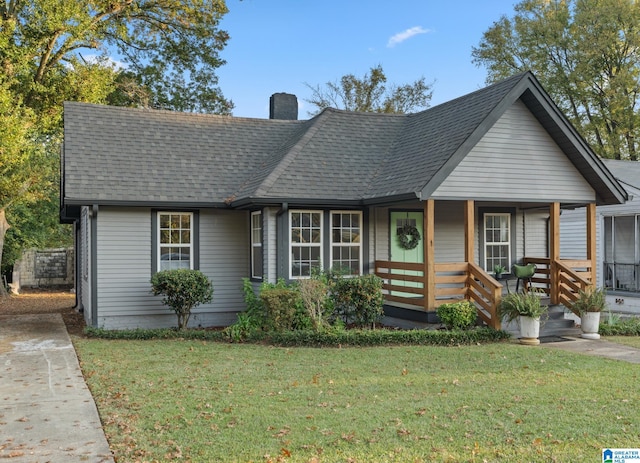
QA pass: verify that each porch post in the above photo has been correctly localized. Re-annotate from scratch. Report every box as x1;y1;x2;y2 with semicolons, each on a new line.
586;203;596;286
550;202;560;304
464;200;474;301
464;200;474;263
423;199;436;311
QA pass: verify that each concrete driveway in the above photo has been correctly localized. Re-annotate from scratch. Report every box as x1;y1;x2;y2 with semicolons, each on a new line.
0;313;114;462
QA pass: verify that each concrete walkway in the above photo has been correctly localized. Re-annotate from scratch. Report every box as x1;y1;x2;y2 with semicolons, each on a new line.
0;314;114;462
541;335;640;363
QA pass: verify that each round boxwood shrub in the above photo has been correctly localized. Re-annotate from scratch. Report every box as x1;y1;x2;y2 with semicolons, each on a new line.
436;300;477;330
150;269;213;330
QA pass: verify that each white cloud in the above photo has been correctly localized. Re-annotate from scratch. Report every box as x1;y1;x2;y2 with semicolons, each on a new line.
387;26;431;48
83;54;127;71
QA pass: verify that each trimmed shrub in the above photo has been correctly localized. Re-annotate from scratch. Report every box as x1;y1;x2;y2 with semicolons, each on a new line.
84;325;511;346
260;286;302;332
150;269;213;330
267;327;511;347
332;274;384;328
436;300;477;330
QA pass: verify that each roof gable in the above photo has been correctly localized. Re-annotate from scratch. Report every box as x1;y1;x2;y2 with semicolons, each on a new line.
431;99;595;202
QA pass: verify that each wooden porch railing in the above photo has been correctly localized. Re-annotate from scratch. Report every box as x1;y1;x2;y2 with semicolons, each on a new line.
374;260;502;329
523;257;593;316
467;262;502;329
556;260;592;316
522;257;551;294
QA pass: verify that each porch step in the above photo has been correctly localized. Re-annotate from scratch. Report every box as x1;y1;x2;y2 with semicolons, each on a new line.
502;304;581;338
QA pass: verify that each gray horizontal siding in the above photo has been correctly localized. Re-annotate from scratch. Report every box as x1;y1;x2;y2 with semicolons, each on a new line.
96;207;155;319
434;201;466;262
432;100;595;203
199;208;249;313
95;207;249;329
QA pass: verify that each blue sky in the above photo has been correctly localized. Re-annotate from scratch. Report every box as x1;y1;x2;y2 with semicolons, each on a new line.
217;0;519;119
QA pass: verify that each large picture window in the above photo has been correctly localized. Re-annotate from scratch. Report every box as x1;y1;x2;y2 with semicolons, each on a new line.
331;211;362;276
251;211;263;279
290;211;322;278
158;212;193;270
484;213;511;273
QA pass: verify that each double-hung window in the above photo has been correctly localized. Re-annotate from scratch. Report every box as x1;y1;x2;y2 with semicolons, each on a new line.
484;213;511;273
251;211;263;279
158;212;193;270
290;211;322;278
330;211;362;276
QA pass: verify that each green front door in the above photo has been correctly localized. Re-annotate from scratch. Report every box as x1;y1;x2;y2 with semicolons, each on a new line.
390;211;424;299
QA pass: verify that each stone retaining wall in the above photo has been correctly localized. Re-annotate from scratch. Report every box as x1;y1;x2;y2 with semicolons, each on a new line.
11;248;74;292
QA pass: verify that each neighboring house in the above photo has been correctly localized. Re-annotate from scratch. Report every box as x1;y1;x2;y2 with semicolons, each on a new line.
561;159;640;314
60;72;627;330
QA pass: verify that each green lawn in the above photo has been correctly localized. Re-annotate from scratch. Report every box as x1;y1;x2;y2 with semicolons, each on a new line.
74;339;639;463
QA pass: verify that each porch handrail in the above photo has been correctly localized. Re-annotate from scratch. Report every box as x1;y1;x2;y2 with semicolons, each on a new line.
556;260;592;316
468;262;502;330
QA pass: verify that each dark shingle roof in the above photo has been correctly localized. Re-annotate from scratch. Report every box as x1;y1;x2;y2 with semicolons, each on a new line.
62;72;627;209
63;104;305;205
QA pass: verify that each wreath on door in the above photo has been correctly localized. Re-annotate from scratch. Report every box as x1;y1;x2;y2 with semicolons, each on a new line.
397;223;421;250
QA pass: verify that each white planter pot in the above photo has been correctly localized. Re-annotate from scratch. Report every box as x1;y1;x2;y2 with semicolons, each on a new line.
580;311;601;340
519;315;540;345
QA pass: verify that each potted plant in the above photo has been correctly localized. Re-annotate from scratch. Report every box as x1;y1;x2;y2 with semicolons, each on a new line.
498;290;547;345
493;264;507;280
572;286;607;339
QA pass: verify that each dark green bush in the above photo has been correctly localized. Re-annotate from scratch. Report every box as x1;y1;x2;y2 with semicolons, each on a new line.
260;286;304;332
150;269;213;330
266;327;511;347
84;325;511;346
599;317;640;336
436;300;477;330
332;274;384;328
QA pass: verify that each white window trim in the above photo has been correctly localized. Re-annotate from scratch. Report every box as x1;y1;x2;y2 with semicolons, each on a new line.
251;211;263;280
157;211;194;271
289;210;323;279
483;212;511;272
330;210;363;276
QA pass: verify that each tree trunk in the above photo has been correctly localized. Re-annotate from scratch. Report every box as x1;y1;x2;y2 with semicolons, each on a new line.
0;208;10;298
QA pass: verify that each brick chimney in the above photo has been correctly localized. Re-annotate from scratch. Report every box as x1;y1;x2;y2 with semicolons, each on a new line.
269;93;298;120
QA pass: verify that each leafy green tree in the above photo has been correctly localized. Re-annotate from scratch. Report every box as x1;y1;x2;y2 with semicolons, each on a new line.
0;0;232;290
472;0;640;160
305;64;433;116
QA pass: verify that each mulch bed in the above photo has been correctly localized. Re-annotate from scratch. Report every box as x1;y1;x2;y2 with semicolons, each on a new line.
0;288;86;337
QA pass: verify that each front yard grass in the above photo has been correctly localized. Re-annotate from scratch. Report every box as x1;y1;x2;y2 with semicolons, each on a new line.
74;339;640;463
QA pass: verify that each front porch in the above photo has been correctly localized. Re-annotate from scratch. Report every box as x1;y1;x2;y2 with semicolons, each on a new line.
374;200;598;330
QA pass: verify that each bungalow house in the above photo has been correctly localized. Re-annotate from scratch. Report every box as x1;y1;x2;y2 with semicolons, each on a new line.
60;72;627;330
560;159;640;315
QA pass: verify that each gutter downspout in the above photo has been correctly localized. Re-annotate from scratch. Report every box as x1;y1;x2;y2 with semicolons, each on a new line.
72;221;80;310
276;203;288;281
90;204;98;327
